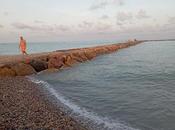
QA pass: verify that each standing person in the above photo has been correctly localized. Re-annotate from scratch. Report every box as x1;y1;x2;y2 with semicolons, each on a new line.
19;36;27;55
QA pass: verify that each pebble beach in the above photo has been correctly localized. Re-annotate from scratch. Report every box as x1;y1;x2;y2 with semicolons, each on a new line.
0;77;87;130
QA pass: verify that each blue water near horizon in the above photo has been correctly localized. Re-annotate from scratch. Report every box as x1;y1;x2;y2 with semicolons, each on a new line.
31;41;175;130
0;39;123;55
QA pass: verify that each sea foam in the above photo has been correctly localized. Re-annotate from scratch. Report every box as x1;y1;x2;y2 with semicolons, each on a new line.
28;76;139;130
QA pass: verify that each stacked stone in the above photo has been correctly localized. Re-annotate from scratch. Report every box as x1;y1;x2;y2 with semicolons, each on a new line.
0;41;142;76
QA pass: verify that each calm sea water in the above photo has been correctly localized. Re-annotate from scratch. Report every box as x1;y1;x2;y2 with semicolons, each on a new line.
31;41;175;130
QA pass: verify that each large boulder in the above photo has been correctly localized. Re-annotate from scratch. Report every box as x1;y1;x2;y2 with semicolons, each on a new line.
48;55;66;69
0;65;16;77
11;63;36;76
78;50;89;61
64;54;77;67
29;59;48;72
119;43;130;49
94;47;103;55
69;51;88;62
84;49;97;60
106;45;119;52
94;47;109;55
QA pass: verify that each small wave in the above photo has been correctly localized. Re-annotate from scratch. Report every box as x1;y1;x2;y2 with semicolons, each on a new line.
28;76;139;130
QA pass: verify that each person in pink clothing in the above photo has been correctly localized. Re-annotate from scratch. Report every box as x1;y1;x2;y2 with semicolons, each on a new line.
19;36;27;55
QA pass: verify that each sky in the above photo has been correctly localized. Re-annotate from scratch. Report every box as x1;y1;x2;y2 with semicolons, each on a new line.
0;0;175;42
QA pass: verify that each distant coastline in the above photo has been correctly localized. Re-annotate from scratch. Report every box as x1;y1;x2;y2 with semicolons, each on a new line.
144;38;175;42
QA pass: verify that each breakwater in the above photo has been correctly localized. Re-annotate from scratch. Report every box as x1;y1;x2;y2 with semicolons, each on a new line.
0;41;143;77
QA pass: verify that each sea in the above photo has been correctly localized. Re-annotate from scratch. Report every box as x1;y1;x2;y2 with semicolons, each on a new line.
1;40;175;130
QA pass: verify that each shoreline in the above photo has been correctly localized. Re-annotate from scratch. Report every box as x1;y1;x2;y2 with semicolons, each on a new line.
0;76;88;130
0;41;144;129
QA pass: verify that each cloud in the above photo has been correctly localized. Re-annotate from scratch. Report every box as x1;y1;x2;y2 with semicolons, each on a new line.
55;25;70;32
168;16;175;24
116;11;133;25
117;0;125;6
78;20;113;33
0;24;3;28
116;22;123;26
89;0;124;10
34;20;45;24
96;22;112;30
161;17;175;32
12;22;70;33
116;10;150;26
89;1;108;10
3;11;9;16
79;21;94;28
12;22;43;30
100;15;109;20
112;0;125;6
136;10;150;19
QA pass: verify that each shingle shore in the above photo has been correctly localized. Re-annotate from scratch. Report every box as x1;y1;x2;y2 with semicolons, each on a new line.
0;77;88;130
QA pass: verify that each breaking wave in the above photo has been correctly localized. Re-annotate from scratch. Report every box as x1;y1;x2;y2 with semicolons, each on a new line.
28;76;139;130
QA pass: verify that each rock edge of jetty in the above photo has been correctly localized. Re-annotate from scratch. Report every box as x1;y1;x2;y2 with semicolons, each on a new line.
0;41;143;77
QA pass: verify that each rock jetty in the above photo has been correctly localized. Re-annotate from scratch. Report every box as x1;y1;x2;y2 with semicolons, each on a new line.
0;41;143;77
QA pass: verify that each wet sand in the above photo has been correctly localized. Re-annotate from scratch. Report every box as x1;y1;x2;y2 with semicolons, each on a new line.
0;77;88;130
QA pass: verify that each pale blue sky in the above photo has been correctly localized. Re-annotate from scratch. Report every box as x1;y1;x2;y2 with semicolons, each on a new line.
0;0;175;42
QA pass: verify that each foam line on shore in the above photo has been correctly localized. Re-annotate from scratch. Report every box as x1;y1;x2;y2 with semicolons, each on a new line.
28;76;139;130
